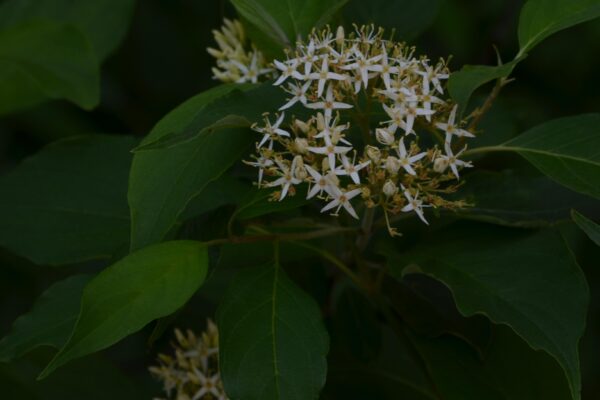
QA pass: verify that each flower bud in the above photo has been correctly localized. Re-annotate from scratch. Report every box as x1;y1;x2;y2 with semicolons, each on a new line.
375;128;395;145
316;113;326;131
293;155;307;180
294;138;309;154
365;145;381;163
336;26;345;46
433;157;449;173
383;180;398;197
294;119;310;133
385;156;401;174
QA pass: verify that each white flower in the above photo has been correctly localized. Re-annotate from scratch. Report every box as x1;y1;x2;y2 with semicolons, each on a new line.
300;39;319;75
401;187;430;224
314;116;352;146
273;59;304;85
419;79;444;122
416;61;449;94
306;85;353;122
404;101;435;135
308;141;352;171
268;157;302;200
279;81;311;110
368;44;399;89
232;52;272;84
435;105;475;143
307;55;346;97
396;137;427;175
321;187;362;219
340;48;383;88
334;154;370;184
190;367;222;399
438;142;473;179
305;165;337;199
243;155;273;186
255;113;290;148
382;104;411;135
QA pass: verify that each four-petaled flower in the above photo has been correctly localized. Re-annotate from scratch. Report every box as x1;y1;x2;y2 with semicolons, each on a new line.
401;186;430;225
306;85;353;122
335;154;370;184
321;187;362;219
396;137;427;176
255;113;290;148
268;157;302;200
307;55;346;97
439;142;473;179
435;105;475;143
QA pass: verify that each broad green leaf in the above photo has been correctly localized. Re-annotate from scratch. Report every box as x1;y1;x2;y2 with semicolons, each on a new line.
0;0;136;60
181;174;249;221
0;21;99;114
412;324;572;400
447;59;519;113
343;0;442;41
386;224;588;400
455;170;598;227
0;135;135;265
572;209;600;246
0;275;92;362
39;241;209;378
135;83;286;151
518;0;600;55
499;114;600;199
217;263;329;400
231;0;348;47
128;85;255;250
233;185;310;221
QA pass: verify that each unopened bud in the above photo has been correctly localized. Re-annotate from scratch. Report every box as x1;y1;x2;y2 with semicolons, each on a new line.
316;113;326;130
375;128;395;145
385;156;401;174
433;157;449;173
295;119;310;133
383;180;398;197
294;138;309;154
365;145;381;163
336;26;345;46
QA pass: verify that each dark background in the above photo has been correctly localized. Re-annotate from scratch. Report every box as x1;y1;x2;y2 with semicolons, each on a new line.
1;0;599;398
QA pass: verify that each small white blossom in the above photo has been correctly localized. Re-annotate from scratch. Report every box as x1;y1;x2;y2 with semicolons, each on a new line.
307;55;346;97
396;137;427;176
435;105;475;143
279;81;311;110
334;154;370;184
438;142;473;179
255;113;290;148
321;187;362;219
268;157;302;200
306;85;353;122
401;187;430;225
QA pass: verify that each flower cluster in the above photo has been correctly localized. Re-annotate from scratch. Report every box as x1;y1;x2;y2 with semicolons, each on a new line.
207;18;272;83
149;320;228;400
245;25;473;234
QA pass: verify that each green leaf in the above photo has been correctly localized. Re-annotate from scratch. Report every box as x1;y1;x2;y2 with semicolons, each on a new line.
39;241;209;379
455;169;598;227
231;0;348;47
217;262;329;399
0;275;92;362
233;185;310;221
0;135;135;265
343;0;442;41
181;174;249;221
412;324;572;400
0;20;99;114
385;224;588;400
448;59;519;113
518;0;600;55
571;209;600;246
134;83;286;151
495;113;600;199
128;85;256;250
0;0;136;60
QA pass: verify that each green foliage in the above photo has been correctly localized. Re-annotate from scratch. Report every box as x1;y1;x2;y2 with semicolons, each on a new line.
231;0;348;47
40;241;209;378
128;85;255;250
0;0;599;399
343;0;442;41
483;114;600;199
0;135;135;264
0;21;99;114
518;0;600;55
572;210;600;246
0;0;135;113
0;275;92;362
217;262;329;399
385;224;588;400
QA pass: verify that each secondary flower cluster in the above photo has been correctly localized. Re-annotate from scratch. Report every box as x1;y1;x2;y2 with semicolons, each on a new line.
149;320;228;400
207;18;272;83
245;25;473;233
